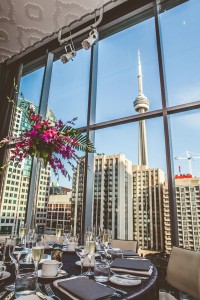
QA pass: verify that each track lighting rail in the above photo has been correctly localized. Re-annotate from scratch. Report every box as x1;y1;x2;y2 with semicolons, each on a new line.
58;8;103;45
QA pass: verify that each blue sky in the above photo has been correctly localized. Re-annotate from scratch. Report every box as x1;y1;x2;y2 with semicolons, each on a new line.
20;0;200;188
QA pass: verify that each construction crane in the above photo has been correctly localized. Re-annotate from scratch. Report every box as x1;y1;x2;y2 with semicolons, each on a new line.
175;151;200;176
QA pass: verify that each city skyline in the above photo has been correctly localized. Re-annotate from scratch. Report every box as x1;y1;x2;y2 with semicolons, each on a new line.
20;0;200;188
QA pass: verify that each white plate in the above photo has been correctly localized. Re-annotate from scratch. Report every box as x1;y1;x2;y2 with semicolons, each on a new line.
109;275;141;286
17;295;40;300
0;271;11;281
38;269;68;279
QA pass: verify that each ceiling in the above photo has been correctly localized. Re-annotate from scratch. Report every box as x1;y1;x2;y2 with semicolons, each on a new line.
0;0;125;64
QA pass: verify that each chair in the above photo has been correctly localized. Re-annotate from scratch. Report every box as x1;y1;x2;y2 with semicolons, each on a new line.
159;247;200;300
111;239;138;253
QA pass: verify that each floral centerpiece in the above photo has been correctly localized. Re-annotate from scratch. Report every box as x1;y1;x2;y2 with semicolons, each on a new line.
0;83;95;178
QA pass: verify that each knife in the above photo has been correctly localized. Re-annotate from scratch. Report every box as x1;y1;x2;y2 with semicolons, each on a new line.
0;291;7;299
2;291;15;300
36;291;53;300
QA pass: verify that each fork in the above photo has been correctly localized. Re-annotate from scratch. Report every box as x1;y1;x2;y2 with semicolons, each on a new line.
45;284;61;300
36;284;52;300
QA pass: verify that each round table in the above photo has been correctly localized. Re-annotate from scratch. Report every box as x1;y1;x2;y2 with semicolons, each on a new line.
0;252;158;300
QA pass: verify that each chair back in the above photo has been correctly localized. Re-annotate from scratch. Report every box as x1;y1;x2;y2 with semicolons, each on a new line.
167;247;200;299
111;239;138;252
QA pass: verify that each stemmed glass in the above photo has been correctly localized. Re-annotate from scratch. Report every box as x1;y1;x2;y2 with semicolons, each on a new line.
102;229;112;249
85;240;96;276
75;246;89;276
31;245;44;272
56;224;63;242
4;240;28;291
85;228;96;276
19;224;26;245
63;224;72;246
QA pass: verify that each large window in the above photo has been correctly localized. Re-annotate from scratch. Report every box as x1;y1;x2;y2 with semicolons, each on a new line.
159;0;200;106
48;49;91;128
0;0;200;252
96;15;161;123
0;67;44;234
167;110;200;251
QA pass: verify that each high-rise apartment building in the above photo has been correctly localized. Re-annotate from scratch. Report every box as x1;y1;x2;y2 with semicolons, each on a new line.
163;175;200;252
133;165;165;250
0;99;54;234
46;186;72;234
132;51;165;251
71;154;133;239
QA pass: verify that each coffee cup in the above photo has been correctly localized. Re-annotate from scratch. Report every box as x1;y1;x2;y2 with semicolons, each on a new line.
67;242;78;252
42;260;63;277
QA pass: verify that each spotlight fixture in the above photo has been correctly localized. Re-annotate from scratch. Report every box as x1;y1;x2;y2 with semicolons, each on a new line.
60;44;76;63
82;28;99;50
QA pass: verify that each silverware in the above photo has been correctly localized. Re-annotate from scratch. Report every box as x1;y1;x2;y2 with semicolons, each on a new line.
113;274;147;280
36;284;52;300
107;285;127;296
45;284;61;300
2;291;15;300
0;291;7;298
98;282;127;296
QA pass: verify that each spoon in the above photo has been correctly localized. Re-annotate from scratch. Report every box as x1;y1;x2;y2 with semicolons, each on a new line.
111;271;147;280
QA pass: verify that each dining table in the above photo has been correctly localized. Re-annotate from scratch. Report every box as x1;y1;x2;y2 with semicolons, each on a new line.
0;250;158;300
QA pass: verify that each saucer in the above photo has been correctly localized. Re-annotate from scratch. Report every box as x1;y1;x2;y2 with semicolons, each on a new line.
0;271;11;281
38;269;68;279
109;275;141;286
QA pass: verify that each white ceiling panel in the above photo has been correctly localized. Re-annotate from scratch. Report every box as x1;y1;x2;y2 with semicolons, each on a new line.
0;0;125;64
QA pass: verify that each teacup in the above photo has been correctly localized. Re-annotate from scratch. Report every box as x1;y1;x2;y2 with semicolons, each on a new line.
42;260;63;277
67;242;78;252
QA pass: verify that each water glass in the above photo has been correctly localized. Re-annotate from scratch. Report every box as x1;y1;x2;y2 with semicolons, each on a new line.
15;268;37;298
94;260;110;282
111;250;124;261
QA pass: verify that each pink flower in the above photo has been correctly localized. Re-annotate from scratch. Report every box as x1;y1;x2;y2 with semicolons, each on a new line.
55;120;64;129
42;120;51;126
33;123;41;130
27;129;38;138
40;128;58;143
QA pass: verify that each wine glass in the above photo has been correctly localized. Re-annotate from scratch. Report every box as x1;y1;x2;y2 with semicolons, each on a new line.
56;224;63;242
63;224;72;246
102;229;109;249
31;245;44;272
85;240;96;276
19;224;26;244
75;246;89;276
5;241;28;291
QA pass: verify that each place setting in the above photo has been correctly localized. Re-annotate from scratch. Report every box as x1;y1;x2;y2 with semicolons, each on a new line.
0;226;157;300
38;260;68;281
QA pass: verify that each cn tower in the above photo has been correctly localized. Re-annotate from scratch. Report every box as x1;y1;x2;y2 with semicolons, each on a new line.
133;49;150;167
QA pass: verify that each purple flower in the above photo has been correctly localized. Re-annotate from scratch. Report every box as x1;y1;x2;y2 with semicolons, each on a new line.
27;129;38;138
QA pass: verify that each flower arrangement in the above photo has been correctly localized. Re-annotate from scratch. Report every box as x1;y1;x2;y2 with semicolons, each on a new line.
0;82;95;178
